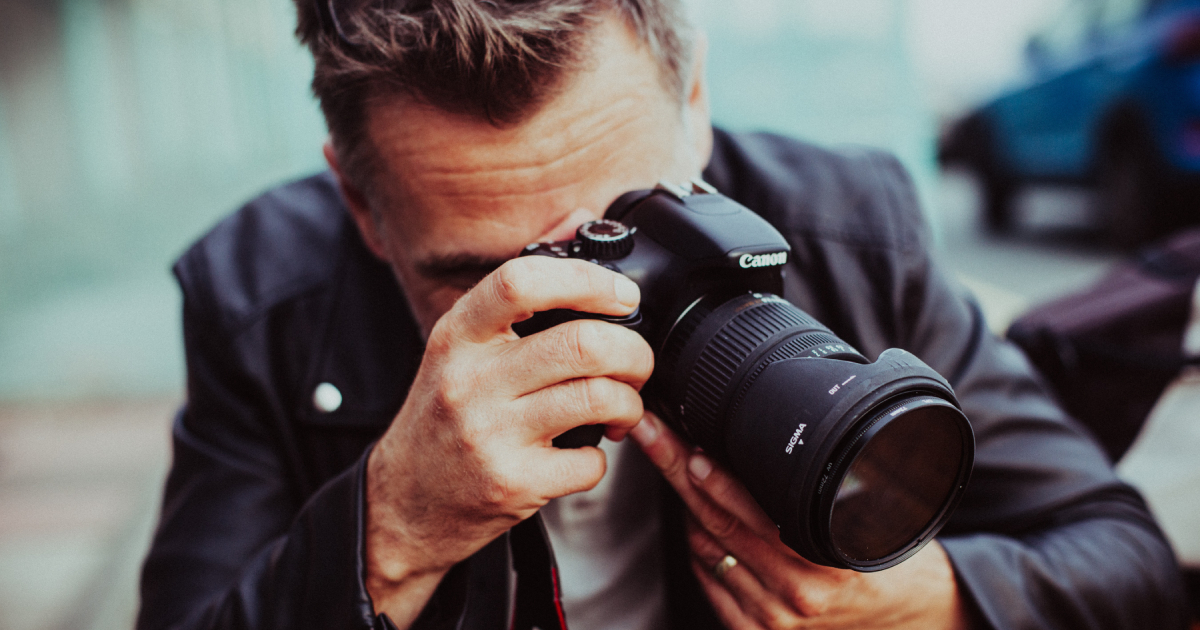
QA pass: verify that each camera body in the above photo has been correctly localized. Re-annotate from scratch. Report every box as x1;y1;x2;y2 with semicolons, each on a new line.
515;180;788;340
515;181;974;571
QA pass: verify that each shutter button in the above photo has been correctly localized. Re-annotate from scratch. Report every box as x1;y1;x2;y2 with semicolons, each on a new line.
313;382;343;413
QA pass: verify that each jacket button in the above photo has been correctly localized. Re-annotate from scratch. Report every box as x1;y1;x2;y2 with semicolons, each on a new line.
313;382;342;413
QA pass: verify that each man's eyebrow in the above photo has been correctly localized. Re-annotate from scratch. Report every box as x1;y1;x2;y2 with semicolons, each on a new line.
415;253;513;280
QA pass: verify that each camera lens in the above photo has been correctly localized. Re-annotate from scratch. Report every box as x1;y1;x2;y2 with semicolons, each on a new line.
825;397;968;565
654;292;973;570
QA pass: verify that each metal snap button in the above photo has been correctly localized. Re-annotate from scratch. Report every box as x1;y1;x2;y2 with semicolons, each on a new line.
313;382;343;413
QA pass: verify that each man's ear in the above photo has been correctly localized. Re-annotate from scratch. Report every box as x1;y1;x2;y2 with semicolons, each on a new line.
324;141;390;261
685;31;714;171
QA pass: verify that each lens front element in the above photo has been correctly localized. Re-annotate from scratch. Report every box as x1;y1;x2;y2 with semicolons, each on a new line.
829;397;971;566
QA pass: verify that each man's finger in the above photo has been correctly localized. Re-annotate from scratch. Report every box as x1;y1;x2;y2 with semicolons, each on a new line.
632;413;753;540
632;413;758;548
685;516;803;629
690;557;770;630
526;445;610;498
633;413;839;592
685;450;784;540
630;412;694;494
516;376;645;440
448;257;640;343
685;451;852;599
497;318;654;394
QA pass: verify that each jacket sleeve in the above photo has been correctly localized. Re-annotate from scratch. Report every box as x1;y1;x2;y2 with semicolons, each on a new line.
868;155;1186;629
136;292;387;630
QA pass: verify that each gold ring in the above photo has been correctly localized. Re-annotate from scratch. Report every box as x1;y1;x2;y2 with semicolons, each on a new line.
712;554;738;580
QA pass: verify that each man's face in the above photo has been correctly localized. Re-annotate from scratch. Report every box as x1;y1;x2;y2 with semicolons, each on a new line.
333;15;712;337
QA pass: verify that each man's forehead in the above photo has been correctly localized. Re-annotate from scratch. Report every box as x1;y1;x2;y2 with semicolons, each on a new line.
363;16;679;197
367;91;672;200
369;102;627;202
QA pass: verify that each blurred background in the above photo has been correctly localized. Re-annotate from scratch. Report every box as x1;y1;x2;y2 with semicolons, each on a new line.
0;0;1195;628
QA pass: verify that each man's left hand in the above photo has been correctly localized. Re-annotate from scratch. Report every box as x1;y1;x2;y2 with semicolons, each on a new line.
630;412;971;630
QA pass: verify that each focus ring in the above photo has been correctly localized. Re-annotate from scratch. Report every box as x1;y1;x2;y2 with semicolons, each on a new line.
678;296;826;453
724;331;848;421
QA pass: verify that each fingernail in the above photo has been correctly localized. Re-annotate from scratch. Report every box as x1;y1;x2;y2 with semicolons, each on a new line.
630;416;659;446
614;275;640;308
688;452;713;482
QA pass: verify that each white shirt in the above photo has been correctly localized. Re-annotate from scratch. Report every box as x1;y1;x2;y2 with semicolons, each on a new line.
540;438;667;630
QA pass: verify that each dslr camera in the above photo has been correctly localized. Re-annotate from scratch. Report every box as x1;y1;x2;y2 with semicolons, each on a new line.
514;180;974;572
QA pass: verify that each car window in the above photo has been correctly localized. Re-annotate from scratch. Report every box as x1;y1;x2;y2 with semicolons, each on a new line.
1032;0;1147;60
1096;0;1146;35
1034;0;1098;59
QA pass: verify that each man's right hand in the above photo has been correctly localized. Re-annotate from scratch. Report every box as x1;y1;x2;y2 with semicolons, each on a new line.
363;256;654;627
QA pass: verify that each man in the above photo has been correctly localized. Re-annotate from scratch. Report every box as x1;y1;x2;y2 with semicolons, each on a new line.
137;1;1187;629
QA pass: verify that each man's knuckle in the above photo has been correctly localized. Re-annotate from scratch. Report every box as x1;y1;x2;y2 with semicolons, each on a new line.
635;340;655;377
707;510;741;540
686;523;714;554
786;583;828;618
492;260;532;307
617;388;644;421
435;368;472;411
562;322;601;372
567;259;594;284
758;603;795;630
657;445;688;478
457;414;489;450
425;318;458;354
478;477;515;509
582;264;610;296
574;378;607;418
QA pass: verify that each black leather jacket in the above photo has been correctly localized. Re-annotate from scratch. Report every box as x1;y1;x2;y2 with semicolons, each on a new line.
137;129;1187;630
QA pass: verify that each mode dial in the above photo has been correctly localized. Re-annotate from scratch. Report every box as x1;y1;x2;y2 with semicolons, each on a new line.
576;219;635;260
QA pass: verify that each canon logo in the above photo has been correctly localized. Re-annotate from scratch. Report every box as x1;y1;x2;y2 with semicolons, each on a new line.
738;251;788;268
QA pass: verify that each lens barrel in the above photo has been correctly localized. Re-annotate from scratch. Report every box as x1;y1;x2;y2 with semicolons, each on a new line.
656;292;974;570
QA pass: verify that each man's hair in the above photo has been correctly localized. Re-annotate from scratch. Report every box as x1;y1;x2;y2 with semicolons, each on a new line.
293;0;694;195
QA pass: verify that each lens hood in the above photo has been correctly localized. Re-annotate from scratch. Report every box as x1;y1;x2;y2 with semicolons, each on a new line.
727;350;973;570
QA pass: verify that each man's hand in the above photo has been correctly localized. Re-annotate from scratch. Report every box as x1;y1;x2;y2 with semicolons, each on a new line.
365;257;654;627
631;412;971;630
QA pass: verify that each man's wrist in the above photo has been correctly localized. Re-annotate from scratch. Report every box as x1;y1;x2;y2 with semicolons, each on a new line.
364;441;454;628
364;439;449;580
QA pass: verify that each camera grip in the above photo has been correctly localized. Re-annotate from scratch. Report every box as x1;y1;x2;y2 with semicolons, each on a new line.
512;308;642;449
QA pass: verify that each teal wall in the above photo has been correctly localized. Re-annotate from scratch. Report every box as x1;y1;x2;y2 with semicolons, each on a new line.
0;0;327;399
0;0;935;400
695;0;937;224
0;91;19;235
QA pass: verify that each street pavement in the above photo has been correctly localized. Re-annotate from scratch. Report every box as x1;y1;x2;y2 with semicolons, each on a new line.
0;172;1124;630
934;168;1120;332
0;399;175;630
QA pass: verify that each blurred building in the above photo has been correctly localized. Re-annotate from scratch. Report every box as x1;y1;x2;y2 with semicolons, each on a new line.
0;0;962;401
0;0;327;400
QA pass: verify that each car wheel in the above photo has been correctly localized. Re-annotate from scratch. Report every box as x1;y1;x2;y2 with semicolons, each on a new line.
951;114;1017;232
978;166;1017;233
1097;128;1166;249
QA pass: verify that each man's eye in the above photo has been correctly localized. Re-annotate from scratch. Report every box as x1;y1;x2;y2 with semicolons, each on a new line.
417;257;508;288
446;271;491;290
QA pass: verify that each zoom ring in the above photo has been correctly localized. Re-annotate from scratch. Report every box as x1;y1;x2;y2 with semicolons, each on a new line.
680;296;825;453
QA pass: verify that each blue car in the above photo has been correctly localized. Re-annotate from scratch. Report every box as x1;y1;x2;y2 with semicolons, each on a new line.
940;0;1200;246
